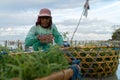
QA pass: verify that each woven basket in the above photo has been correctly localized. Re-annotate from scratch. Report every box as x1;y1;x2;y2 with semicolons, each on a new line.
64;46;120;77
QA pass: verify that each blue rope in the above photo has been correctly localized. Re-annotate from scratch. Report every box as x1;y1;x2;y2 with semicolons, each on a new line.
62;49;82;80
0;51;8;58
112;47;120;50
64;51;76;60
69;60;82;80
0;51;8;55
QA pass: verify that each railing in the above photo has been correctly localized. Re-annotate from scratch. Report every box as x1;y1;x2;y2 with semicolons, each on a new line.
0;40;120;51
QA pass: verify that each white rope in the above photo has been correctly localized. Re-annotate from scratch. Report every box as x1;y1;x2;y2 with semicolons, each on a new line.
70;9;84;43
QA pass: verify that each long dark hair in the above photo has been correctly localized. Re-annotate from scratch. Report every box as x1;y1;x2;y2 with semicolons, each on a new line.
35;16;52;28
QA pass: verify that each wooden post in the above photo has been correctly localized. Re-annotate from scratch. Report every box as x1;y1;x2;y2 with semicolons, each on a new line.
17;40;20;48
4;40;7;47
35;68;73;80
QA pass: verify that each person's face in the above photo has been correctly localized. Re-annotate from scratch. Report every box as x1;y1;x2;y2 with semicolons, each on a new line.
39;16;51;27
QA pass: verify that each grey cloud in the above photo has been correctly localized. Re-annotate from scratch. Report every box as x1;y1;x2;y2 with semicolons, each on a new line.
0;0;119;40
0;11;37;27
0;0;100;11
0;0;113;27
57;18;113;35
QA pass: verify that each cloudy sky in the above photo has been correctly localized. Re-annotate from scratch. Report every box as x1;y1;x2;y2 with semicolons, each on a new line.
0;0;120;41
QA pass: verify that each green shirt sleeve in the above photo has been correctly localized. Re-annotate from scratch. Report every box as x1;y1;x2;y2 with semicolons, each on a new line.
25;26;39;46
52;24;64;46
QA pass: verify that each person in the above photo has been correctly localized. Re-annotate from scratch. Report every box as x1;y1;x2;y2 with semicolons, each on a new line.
25;8;64;51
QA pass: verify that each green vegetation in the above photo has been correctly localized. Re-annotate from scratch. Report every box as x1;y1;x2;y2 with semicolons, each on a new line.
0;46;69;80
112;28;120;40
0;46;10;53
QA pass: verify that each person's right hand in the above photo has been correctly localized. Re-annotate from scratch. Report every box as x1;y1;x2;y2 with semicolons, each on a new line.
37;34;53;43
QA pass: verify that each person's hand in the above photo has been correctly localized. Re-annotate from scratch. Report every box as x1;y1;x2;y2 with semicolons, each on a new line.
37;34;53;43
44;34;53;43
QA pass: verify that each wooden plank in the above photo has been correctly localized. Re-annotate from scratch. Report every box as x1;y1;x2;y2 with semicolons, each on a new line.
9;52;32;55
35;68;73;80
